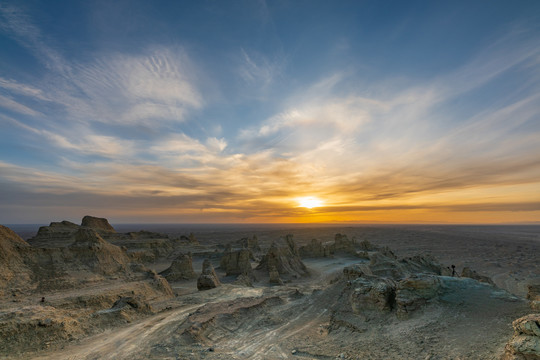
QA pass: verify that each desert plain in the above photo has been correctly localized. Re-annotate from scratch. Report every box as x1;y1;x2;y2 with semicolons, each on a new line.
1;217;539;360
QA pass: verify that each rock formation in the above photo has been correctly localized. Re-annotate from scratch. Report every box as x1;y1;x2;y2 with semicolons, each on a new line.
220;246;254;277
256;235;309;279
299;238;331;258
269;265;284;285
67;228;129;276
197;259;220;291
159;253;197;281
0;225;33;295
332;233;356;254
461;266;495;285
502;313;540;360
81;215;116;233
341;249;505;320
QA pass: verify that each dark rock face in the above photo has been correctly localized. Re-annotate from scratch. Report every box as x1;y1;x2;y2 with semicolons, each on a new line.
159;253;196;281
220;247;253;277
197;259;220;291
81;216;116;233
256;235;309;278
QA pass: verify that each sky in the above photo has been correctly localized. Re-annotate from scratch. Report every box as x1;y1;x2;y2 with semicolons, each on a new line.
1;0;540;224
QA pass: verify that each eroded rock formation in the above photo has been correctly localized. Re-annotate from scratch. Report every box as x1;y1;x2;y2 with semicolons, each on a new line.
159;253;197;281
256;235;309;279
197;259;220;291
220;247;254;277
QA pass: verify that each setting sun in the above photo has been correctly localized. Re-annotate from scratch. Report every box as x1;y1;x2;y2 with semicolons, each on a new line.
297;197;324;209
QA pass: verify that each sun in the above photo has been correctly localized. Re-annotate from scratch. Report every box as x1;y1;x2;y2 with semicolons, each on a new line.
297;196;324;209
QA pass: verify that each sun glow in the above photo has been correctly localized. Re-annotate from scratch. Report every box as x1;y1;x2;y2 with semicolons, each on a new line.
297;196;324;209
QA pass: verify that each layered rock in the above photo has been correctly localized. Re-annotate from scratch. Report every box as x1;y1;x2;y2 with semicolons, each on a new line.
159;253;196;281
220;247;254;277
0;225;33;294
197;259;220;291
502;313;540;360
256;235;309;279
67;228;129;276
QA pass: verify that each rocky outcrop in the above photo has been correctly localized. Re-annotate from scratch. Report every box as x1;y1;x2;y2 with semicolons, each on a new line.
299;239;331;258
395;275;441;319
256;235;309;279
227;236;261;253
349;276;396;314
179;233;199;245
341;249;504;320
197;259;220;291
159;253;196;281
332;233;356;254
220;247;254;277
29;216;116;247
67;228;129;276
461;267;495;285
502;313;540;360
81;215;116;233
0;225;33;294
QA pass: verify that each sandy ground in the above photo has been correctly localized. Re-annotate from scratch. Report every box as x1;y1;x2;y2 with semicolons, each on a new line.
5;225;539;359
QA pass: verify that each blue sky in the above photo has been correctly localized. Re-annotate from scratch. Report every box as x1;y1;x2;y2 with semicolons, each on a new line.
1;0;539;224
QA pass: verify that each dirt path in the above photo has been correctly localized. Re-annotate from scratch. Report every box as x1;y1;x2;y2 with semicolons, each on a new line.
32;304;200;360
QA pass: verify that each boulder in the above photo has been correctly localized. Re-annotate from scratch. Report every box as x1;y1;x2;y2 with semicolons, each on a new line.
159;253;196;281
502;313;540;360
197;259;220;291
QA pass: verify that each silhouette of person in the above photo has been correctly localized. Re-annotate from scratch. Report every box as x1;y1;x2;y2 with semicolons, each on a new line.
40;296;45;303
451;265;456;277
